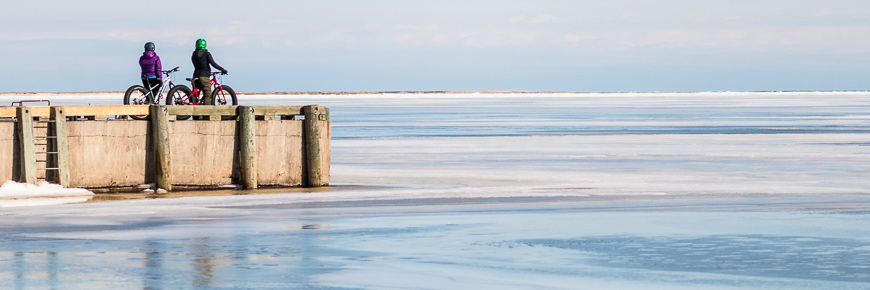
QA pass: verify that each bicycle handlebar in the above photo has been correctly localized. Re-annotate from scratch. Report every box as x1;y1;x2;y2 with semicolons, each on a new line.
162;67;180;76
184;71;228;82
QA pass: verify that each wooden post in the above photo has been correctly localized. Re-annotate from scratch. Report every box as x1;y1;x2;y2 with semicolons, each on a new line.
151;105;172;191
49;107;70;187
16;107;36;184
303;105;323;187
238;106;258;189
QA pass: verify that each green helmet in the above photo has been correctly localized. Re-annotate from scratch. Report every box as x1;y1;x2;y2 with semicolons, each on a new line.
196;38;207;50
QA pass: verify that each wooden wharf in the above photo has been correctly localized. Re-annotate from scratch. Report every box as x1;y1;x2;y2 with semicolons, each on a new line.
0;104;330;192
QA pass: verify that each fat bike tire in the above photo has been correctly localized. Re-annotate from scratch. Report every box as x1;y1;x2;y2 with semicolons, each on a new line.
166;85;193;120
212;85;238;120
123;85;150;120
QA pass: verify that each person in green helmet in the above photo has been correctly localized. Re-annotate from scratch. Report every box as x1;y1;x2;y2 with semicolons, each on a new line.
191;38;227;105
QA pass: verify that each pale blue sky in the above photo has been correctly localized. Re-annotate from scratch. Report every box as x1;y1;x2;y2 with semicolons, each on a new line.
2;0;869;92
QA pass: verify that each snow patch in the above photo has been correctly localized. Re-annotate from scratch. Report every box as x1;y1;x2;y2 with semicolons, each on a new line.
0;181;94;207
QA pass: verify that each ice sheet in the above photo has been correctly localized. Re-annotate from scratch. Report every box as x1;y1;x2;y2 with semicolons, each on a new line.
2;92;870;289
3;91;870;202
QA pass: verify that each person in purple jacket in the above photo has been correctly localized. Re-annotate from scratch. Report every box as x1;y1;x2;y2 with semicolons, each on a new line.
139;42;162;101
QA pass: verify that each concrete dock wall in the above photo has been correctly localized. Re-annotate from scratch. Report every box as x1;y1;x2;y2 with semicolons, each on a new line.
170;121;236;186
67;121;150;188
254;120;303;186
0;122;13;182
1;105;330;191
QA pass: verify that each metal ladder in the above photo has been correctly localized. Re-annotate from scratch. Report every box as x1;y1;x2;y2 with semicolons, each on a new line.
34;118;61;183
15;100;61;184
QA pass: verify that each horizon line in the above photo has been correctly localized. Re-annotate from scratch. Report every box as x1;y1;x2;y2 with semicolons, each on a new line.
0;90;868;95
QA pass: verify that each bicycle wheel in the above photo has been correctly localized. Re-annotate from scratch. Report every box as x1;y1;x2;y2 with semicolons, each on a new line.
166;85;193;120
123;85;150;120
212;85;238;120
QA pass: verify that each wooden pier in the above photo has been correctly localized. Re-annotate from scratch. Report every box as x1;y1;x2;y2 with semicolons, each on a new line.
0;105;330;192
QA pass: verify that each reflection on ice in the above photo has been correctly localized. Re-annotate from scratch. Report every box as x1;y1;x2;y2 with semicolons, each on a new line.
3;195;870;289
517;235;870;282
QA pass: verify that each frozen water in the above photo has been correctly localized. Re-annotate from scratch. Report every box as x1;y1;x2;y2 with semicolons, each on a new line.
1;92;870;289
4;197;870;289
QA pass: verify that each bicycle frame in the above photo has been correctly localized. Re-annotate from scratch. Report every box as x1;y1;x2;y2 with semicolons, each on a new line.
144;67;180;103
181;72;229;105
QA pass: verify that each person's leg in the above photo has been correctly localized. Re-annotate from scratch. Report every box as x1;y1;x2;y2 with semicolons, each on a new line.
191;78;203;103
198;76;213;105
148;78;161;102
141;78;155;103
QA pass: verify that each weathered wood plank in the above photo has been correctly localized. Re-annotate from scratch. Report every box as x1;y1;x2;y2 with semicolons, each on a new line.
0;107;15;118
251;106;305;116
16;107;36;184
0;105;151;118
1;106;50;118
65;105;150;117
151;105;172;191
167;106;237;116
239;106;258;189
303;105;323;187
0;105;312;118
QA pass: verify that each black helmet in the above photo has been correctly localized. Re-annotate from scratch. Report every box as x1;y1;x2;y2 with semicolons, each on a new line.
144;42;156;51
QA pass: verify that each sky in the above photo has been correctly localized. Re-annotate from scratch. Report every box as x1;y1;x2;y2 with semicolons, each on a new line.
1;0;870;92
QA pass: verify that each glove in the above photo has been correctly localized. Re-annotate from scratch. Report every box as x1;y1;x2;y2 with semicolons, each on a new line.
221;70;228;75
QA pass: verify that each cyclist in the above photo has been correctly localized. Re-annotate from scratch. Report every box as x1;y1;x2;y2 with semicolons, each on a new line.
191;38;228;105
139;42;162;101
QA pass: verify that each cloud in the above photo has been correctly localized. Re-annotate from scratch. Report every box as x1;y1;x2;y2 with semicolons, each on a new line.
509;14;561;24
557;24;870;55
4;1;870;54
3;0;870;92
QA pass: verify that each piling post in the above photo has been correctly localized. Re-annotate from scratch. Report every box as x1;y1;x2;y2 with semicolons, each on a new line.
150;105;172;191
303;105;324;187
238;106;258;189
16;107;36;184
49;107;70;187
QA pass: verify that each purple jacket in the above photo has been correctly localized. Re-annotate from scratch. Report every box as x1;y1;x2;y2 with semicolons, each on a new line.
139;51;162;79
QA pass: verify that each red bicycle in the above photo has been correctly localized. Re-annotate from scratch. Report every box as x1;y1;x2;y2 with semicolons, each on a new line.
166;71;238;119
